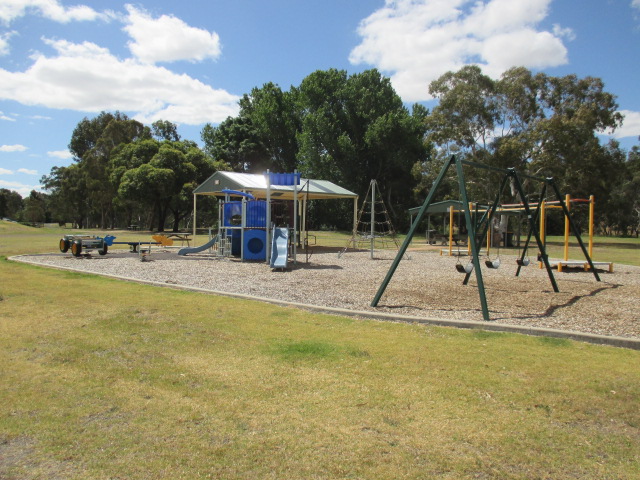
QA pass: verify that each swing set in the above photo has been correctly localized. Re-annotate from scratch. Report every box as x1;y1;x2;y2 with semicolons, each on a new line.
371;156;601;321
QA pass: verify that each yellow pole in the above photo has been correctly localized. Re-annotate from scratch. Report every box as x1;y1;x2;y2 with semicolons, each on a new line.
589;195;595;259
448;206;454;256
564;194;570;261
468;202;472;256
539;200;546;268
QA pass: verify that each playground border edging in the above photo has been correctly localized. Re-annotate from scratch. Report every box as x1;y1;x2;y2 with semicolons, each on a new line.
9;255;640;351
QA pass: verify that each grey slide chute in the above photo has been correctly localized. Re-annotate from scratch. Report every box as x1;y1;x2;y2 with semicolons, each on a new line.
270;228;289;268
178;235;218;256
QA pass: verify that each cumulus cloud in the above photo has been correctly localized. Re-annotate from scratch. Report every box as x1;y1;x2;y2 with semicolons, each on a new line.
18;167;37;174
0;31;16;55
123;5;222;64
350;0;572;102
0;168;13;175
0;37;239;125
0;0;110;24
47;149;72;159
0;144;28;152
0;179;40;196
609;110;640;139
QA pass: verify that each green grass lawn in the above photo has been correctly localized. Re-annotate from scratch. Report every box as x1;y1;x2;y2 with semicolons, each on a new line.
1;222;639;479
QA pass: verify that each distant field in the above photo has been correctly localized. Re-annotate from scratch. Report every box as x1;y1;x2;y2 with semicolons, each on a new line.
1;221;639;479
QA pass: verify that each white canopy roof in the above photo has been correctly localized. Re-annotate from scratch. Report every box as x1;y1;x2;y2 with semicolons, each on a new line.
194;171;358;201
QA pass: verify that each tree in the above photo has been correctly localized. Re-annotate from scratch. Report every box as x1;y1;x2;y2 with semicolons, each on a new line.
0;189;23;220
238;82;301;172
295;69;428;227
112;139;217;231
22;190;49;224
41;165;89;227
423;66;624;208
152;120;181;142
65;112;150;228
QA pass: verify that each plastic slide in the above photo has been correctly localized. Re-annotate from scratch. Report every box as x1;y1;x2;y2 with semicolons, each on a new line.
178;235;219;256
270;228;289;269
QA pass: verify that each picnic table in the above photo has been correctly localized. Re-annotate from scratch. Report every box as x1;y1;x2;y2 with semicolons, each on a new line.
158;232;192;247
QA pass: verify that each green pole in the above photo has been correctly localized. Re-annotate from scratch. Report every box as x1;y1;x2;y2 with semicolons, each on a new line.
371;156;456;307
515;183;547;277
455;157;491;321
509;170;559;292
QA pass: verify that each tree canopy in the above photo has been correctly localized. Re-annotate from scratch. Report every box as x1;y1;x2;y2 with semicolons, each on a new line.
20;66;637;236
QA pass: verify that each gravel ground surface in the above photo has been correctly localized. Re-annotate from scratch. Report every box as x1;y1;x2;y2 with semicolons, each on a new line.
15;246;640;340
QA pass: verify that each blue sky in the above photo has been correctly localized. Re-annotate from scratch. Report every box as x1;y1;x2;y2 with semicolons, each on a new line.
1;0;639;197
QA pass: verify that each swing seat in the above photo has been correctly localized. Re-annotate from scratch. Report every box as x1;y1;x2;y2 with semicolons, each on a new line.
517;258;530;266
456;263;474;274
485;258;501;269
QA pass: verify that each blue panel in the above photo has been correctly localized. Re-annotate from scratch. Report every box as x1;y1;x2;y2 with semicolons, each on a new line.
269;172;301;186
243;229;266;260
223;202;242;227
246;201;267;227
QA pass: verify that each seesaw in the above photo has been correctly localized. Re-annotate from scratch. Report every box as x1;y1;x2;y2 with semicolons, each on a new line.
58;234;173;256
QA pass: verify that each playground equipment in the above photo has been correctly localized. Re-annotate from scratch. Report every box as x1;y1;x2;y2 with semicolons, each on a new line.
339;179;407;259
178;235;219;255
270;227;289;269
103;235;173;252
371;156;601;322
190;170;359;265
186;173;308;265
59;235;107;257
59;234;173;257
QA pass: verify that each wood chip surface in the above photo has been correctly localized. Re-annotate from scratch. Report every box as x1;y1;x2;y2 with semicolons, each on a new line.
16;247;640;340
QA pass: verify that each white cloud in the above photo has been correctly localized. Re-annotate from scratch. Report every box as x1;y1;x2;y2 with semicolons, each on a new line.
0;37;240;125
1;111;16;121
609;110;640;139
0;168;13;175
18;167;37;174
0;144;28;152
0;179;40;196
633;0;640;10
350;0;571;102
123;5;221;64
47;149;72;159
0;31;16;55
0;0;109;24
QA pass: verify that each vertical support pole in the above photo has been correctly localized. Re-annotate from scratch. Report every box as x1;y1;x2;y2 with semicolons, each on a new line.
589;195;595;259
265;170;271;264
539;200;546;267
293;169;298;265
192;193;197;240
302;193;307;251
548;180;600;281
564;193;571;261
241;197;246;261
353;197;358;238
370;179;375;259
467;202;472;255
516;183;547;277
455;158;490;321
448;205;454;256
372;156;456;307
511;173;559;292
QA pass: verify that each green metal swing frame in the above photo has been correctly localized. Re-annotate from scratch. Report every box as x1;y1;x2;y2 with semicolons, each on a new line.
371;156;600;321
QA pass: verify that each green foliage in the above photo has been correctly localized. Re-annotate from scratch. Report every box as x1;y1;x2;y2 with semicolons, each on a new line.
43;114;217;231
0;188;23;219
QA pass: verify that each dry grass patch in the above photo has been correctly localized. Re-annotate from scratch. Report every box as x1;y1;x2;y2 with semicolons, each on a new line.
1;224;640;478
